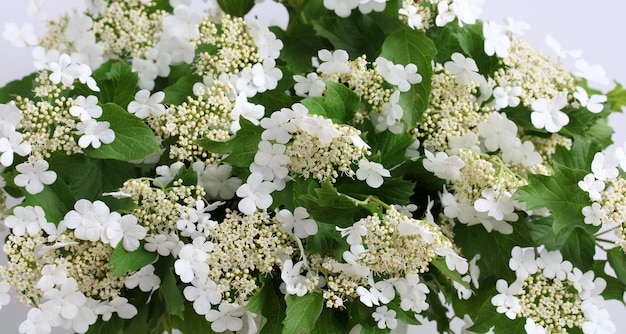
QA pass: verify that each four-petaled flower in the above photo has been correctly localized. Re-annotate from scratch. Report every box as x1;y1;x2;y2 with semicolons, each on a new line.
530;96;569;133
14;159;57;194
356;159;390;188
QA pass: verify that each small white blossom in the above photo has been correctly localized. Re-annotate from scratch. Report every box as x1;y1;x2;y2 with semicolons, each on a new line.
95;297;137;321
236;173;276;215
474;188;515;221
322;0;359;18
573;86;607;114
280;259;309;297
144;233;180;257
336;221;367;246
423;150;464;180
491;279;522;319
0;103;21;137
372;306;397;330
356;160;390;188
574;59;611;87
582;202;606;226
194;162;241;200
102;214;147;251
183;277;222;315
492;86;522;110
277;207;318;239
2;23;38;48
61;199;119;243
483;21;510;58
127;90;166;119
230;92;265;132
125;265;161;293
293;73;325;97
445;52;482;85
75;119;115;149
530;96;569;133
509;246;538;279
4;205;48;237
591;152;619;181
578;173;605;201
536;249;572;280
398;5;424;30
545;35;582;59
317;49;350;74
0;281;10;310
375;57;422;92
70;95;102;121
0;131;32;166
174;237;213;283
205;302;245;333
18;308;53;334
14;159;57;194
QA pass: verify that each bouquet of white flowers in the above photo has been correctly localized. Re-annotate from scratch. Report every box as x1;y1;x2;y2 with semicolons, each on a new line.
0;0;625;333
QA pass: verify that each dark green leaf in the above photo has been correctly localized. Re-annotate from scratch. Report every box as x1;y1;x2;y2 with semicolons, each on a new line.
380;29;436;128
171;304;216;333
311;307;348;334
363;122;415;168
158;261;186;319
454;223;535;280
246;277;286;334
385;298;421;326
337;177;415;206
196;117;263;168
270;176;319;211
312;13;385;60
99;61;139;107
608;247;626;286
301;82;360;123
85;316;125;334
432;257;470;290
162;74;203;105
594;260;626;301
560;227;595;271
302;181;361;227
85;103;161;161
272;24;326;74
469;297;525;333
21;177;75;223
512;163;590;237
346;301;389;334
283;293;324;334
526;216;566;250
552;138;600;170
109;243;158;276
305;223;348;259
0;72;37;103
216;0;255;17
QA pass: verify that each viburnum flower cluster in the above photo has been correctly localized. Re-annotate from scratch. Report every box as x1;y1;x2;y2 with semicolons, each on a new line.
0;0;624;333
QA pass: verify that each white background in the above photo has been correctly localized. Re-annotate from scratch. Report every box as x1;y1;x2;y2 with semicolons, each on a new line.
0;1;625;333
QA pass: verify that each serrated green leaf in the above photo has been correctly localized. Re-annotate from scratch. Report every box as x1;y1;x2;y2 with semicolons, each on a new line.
99;61;139;107
312;14;385;60
246;277;286;334
84;103;161;161
594;259;626;301
608;248;626;286
363;121;415;168
561;227;595;271
301;82;360;123
172;304;216;333
305;223;348;259
0;72;37;103
469;297;525;333
302;181;361;227
607;82;626;111
283;293;324;334
270;176;319;211
454;223;535;280
162;74;203;105
311;307;348;334
21;177;75;223
109;243;158;276
216;0;255;17
526;216;566;250
272;24;326;74
196;117;263;168
512;163;590;237
337;177;415;206
552;138;600;170
379;29;436;128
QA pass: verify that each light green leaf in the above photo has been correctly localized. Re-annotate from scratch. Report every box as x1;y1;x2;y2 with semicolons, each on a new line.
109;243;158;277
607;82;626;111
283;293;324;334
512;163;590;237
552;138;600;171
380;29;436;128
245;277;286;334
99;61;139;107
216;0;255;17
608;247;626;286
85;103;161;161
0;72;37;103
301;81;360;124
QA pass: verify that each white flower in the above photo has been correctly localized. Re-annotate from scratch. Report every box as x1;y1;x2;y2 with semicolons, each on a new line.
236;58;282;97
248;19;283;60
260;108;297;144
14;159;57;194
334;245;370;278
2;23;38;48
194;163;241;200
398;5;424;30
95;297;137;321
448;133;480;156
372;306;398;330
582;202;606;226
36;264;69;292
280;259;308;297
545;35;582;59
574;59;611;87
230;92;265;132
236;173;276;215
490;279;522;319
0;131;32;166
356;160;390;188
174;237;213;283
536;249;572;280
61;199;119;243
0;281;10;310
524;318;546;334
530;96;569;133
154;161;185;187
573;86;607;114
75;119;115;149
125;265;161;293
591;152;619;181
322;0;359;18
4;205;48;237
0;103;22;137
144;233;180;257
393;274;430;313
277;207;318;239
18;308;53;334
127;90;166;119
103;214;147;251
293;73;325;97
317;49;350;74
252;140;290;182
423;150;464;180
483;21;510;58
568;268;606;301
474;188;515;221
336;221;367;246
358;0;386;14
435;246;469;274
183;277;222;315
40;279;89;326
205;302;245;333
509;246;538;279
502;17;530;36
375;57;422;92
451;0;484;27
397;219;434;243
70;95;102;121
435;2;456;27
582;300;616;334
444;52;482;85
492;86;522;110
49;54;76;87
298;116;340;144
477;112;518;152
356;282;394;308
578;173;605;201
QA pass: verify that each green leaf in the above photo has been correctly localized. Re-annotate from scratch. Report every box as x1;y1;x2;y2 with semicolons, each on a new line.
109;243;158;276
346;301;389;334
96;61;139;107
86;316;125;334
607;82;626;111
311;307;348;334
469;297;525;334
246;277;286;334
85;103;161;161
432;257;470;290
272;24;327;74
552;138;600;170
21;177;75;223
302;181;361;227
337;177;415;206
196;117;263;168
172;304;216;333
561;227;596;271
216;0;255;17
305;223;348;259
608;247;626;286
0;72;37;103
588;117;615;149
380;29;436;128
270;176;319;211
512;163;590;237
362;121;415;168
301;82;360;123
312;13;386;60
283;293;324;334
526;216;566;250
158;260;186;319
162;74;203;105
454;222;535;280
